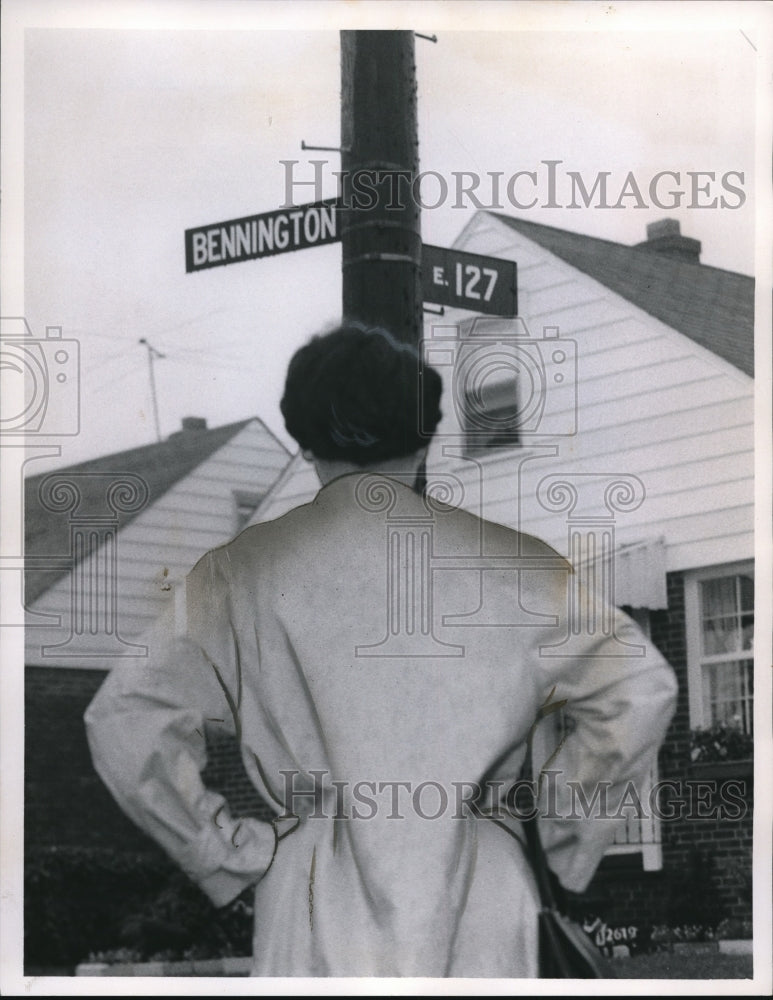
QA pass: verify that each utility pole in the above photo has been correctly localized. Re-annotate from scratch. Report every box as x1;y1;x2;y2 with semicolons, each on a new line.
139;338;165;443
339;30;421;345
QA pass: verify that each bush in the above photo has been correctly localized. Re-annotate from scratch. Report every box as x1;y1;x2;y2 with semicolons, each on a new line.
690;721;754;763
25;846;252;969
715;917;753;940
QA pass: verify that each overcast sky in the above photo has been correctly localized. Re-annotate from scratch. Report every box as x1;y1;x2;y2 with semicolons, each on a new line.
4;1;767;472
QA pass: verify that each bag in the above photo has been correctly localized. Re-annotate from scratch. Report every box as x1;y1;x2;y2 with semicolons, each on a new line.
538;907;615;979
521;689;615;979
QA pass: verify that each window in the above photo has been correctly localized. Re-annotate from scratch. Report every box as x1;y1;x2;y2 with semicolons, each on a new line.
462;376;521;456
232;490;264;534
685;562;754;734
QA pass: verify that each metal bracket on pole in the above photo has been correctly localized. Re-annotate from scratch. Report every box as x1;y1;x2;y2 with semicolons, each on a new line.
301;140;348;153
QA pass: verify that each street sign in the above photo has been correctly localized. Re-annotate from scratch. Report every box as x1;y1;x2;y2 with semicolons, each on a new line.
185;199;339;273
185;207;517;317
422;244;517;317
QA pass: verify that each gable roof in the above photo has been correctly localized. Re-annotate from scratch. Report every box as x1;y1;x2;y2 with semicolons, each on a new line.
488;214;754;377
24;418;287;604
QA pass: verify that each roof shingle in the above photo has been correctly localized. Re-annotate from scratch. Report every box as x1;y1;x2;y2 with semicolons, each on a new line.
24;418;282;604
488;214;754;377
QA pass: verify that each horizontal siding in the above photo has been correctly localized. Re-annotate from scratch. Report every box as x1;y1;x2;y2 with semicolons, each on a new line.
453;425;752;496
251;220;754;580
123;509;235;536
577;375;747;432
252;456;320;525
25;421;289;667
666;532;755;572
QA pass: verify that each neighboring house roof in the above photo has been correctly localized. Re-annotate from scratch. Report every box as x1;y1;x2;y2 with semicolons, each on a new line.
488;214;754;377
25;417;287;604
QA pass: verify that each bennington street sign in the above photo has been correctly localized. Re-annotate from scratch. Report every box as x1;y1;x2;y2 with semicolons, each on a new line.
185;202;517;317
185;199;340;273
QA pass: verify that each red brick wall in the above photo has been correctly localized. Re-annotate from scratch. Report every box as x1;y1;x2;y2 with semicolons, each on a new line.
572;573;753;930
650;572;753;923
25;666;272;851
25;667;153;851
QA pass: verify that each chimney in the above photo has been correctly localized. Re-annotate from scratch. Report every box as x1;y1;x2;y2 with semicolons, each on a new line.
635;218;701;263
169;416;208;439
180;416;207;432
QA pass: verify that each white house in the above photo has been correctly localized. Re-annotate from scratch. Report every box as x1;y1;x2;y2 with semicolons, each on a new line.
25;415;291;668
249;212;755;903
254;212;754;745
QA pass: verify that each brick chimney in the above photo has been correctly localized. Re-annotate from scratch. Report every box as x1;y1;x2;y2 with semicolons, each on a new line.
180;416;207;432
635;219;701;263
169;416;208;439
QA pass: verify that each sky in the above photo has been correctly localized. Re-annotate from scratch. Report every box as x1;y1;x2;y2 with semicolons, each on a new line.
3;0;768;474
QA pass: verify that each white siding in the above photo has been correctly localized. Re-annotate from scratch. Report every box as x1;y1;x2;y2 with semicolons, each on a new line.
248;213;754;586
25;420;290;668
444;214;754;571
250;452;321;524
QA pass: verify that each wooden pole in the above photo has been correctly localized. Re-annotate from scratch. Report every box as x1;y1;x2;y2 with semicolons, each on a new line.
340;30;421;346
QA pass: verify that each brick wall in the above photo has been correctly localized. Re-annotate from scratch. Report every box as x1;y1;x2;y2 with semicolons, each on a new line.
572;573;753;930
25;666;271;852
650;572;753;924
201;730;275;822
25;667;153;851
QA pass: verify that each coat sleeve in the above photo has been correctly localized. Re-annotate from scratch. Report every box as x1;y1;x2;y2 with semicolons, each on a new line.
84;549;277;908
533;583;679;894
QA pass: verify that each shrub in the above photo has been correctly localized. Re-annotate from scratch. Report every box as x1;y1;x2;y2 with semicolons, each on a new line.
690;721;754;764
24;846;252;969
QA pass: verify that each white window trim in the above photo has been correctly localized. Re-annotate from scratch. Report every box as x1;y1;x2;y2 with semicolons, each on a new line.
684;560;755;731
232;489;264;535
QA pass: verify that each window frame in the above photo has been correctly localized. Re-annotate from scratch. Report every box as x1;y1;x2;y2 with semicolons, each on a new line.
684;560;755;732
232;489;265;535
461;377;522;458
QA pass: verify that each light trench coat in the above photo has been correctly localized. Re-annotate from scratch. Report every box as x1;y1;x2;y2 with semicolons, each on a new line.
85;472;678;977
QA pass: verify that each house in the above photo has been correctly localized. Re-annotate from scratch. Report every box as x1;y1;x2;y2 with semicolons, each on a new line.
24;416;291;853
250;213;755;934
24;211;755;950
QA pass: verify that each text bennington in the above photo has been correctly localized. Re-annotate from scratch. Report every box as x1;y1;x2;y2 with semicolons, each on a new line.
185;198;339;272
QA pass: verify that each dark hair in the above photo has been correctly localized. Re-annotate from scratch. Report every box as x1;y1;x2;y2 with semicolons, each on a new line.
280;324;442;465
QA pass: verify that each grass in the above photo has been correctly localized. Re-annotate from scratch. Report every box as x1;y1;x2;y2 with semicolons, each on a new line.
613;951;753;980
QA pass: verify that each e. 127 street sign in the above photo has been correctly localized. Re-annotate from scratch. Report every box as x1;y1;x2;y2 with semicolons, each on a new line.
185;203;517;317
422;244;517;317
